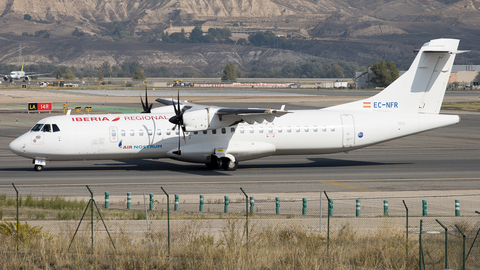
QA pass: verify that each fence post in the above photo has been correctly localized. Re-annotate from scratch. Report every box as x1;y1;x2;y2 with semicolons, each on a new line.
199;195;204;212
455;200;460;216
356;199;361;217
105;192;109;209
435;219;448;269
224;196;229;213
422;200;427;216
302;198;307;215
161;187;170;257
174;194;179;211
324;191;331;255
127;192;131;210
249;196;254;215
403;200;409;264
328;198;333;216
240;188;249;251
455;224;466;270
384;200;389;216
419;220;423;270
149;194;154;210
276;197;280;214
12;183;19;252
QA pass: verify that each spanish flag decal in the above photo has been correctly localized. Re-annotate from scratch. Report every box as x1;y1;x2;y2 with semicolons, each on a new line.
363;102;371;108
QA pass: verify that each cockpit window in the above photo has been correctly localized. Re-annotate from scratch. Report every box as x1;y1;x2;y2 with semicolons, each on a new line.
31;124;43;132
52;124;60;132
42;124;52;132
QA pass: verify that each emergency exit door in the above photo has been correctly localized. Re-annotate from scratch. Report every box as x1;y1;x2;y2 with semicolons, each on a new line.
341;114;355;147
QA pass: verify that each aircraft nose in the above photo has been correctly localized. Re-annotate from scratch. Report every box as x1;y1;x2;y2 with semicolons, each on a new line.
9;138;25;155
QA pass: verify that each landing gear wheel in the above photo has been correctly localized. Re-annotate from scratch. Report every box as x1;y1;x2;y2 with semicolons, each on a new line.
221;158;238;171
205;155;221;170
34;165;44;172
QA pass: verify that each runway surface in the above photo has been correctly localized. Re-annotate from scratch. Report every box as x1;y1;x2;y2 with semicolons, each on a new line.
1;89;479;197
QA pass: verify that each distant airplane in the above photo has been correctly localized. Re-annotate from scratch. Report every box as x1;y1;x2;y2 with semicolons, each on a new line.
1;60;52;83
9;38;465;171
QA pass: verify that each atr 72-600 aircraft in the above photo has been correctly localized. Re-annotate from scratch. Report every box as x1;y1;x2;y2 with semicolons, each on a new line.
9;39;464;171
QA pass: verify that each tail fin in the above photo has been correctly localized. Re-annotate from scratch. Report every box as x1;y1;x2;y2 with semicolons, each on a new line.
331;39;465;114
21;60;24;72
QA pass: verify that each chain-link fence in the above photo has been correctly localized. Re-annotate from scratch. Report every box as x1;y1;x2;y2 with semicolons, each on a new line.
1;184;479;269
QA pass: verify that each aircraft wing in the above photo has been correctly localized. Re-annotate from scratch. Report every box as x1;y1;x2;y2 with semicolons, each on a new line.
155;98;290;131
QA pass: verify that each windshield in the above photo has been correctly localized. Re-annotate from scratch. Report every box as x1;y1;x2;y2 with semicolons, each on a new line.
31;124;43;132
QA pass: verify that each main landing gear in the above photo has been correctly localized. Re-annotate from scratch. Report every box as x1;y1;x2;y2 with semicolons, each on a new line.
34;165;44;171
205;155;238;171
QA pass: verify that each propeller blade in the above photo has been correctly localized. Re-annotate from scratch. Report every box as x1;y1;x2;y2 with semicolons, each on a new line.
140;87;151;113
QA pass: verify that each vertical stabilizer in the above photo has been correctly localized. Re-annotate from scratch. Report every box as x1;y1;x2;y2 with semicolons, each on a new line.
21;60;24;72
329;39;465;114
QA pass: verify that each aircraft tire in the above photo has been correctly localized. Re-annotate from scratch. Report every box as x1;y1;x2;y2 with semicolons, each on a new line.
205;155;221;170
221;158;238;171
34;165;43;172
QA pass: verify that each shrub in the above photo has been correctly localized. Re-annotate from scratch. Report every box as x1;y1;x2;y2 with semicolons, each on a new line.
0;220;47;243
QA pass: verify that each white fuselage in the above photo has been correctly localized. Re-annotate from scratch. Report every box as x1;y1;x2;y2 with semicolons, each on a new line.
9;71;26;79
9;105;459;164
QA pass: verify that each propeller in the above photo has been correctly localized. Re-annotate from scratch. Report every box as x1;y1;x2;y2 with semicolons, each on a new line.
169;91;187;155
140;86;152;113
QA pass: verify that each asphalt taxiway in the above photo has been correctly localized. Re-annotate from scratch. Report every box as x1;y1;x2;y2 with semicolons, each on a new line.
1;89;479;197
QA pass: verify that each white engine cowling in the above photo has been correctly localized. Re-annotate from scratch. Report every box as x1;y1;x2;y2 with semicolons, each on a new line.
183;109;210;131
23;76;30;82
3;76;8;81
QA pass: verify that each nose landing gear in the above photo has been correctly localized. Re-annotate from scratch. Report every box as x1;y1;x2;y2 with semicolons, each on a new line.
33;159;46;172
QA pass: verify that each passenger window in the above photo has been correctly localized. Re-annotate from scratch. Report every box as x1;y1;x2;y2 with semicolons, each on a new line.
212;129;217;134
249;127;254;133
175;129;179;135
111;129;117;137
52;124;60;132
42;124;52;132
268;127;273;133
203;130;207;134
139;130;144;136
322;126;327;132
148;129;152;135
286;126;292;133
130;130;135;136
239;127;244;134
277;126;282;133
313;126;318;132
121;130;126;136
166;129;171;135
156;129;161;135
258;127;263;133
304;126;309;132
31;124;43;132
331;126;335;132
221;128;226;134
295;126;300;132
230;127;235;133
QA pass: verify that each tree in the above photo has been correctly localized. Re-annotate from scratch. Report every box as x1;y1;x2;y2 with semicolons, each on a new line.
63;69;75;79
370;59;399;87
190;25;203;43
221;63;238;81
98;70;104;80
24;14;32;21
327;64;345;78
132;67;146;80
56;69;63;79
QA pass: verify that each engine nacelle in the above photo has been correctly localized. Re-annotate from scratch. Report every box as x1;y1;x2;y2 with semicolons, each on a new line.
23;76;30;82
3;76;8;81
183;109;210;131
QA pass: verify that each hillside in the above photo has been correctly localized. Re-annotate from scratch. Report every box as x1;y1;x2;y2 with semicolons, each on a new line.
0;0;479;73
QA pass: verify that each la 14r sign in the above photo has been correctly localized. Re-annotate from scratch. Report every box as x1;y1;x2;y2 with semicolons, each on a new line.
28;102;53;112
